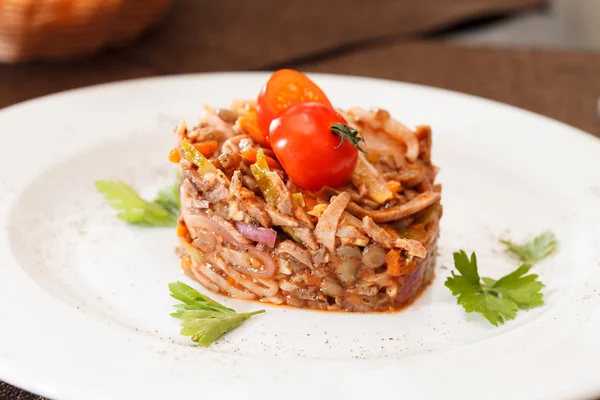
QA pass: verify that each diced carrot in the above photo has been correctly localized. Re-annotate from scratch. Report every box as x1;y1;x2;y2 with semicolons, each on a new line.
235;101;256;117
264;155;281;170
239;111;268;146
345;293;363;305
386;180;402;194
386;249;418;276
303;195;317;212
192;140;219;157
410;223;425;231
385;249;402;276
241;147;282;169
227;276;237;286
176;224;189;238
180;256;192;272
168;147;181;163
365;153;380;164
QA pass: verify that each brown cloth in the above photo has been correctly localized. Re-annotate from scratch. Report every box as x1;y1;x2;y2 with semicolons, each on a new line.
0;0;546;106
310;42;600;137
6;0;600;399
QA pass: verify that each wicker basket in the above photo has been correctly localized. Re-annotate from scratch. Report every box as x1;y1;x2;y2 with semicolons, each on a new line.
0;0;173;63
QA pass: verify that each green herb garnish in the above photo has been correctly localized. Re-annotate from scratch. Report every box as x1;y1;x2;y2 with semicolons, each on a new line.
501;231;558;264
169;282;265;347
95;180;179;226
445;251;544;326
153;181;180;216
331;123;368;154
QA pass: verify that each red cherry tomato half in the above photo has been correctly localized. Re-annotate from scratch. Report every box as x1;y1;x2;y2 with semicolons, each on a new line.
256;69;332;143
270;102;364;191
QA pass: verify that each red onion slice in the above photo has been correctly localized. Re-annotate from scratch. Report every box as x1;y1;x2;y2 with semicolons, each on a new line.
235;221;277;248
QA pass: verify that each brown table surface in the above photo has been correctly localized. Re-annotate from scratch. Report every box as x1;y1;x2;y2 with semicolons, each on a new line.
2;0;600;399
311;41;600;138
0;0;547;107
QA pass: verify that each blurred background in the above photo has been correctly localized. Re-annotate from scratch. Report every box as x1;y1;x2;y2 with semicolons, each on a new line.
0;0;599;139
0;0;599;398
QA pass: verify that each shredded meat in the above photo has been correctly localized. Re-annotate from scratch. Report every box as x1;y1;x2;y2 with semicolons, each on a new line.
348;285;379;296
181;167;229;202
230;171;271;227
221;134;250;154
201;111;236;139
322;186;380;209
394;163;426;187
289;226;319;250
269;171;294;215
346;191;441;223
362;216;426;257
315;192;351;252
204;175;229;202
362;216;395;248
336;225;369;247
276;241;312;267
218;151;243;175
176;104;441;312
266;205;299;227
311;247;329;265
346;107;420;162
395;238;427;259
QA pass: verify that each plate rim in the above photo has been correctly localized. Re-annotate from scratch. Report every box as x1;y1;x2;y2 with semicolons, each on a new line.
1;71;599;400
2;70;599;146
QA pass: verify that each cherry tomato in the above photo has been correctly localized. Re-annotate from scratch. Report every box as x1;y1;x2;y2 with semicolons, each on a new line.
270;102;365;191
256;69;332;143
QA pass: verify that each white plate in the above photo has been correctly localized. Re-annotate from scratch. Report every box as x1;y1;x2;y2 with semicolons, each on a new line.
1;73;600;400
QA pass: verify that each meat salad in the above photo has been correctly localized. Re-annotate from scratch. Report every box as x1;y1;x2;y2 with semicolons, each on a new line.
172;70;442;312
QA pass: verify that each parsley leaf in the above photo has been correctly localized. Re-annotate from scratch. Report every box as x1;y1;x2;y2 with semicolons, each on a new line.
452;251;480;285
500;231;557;264
169;281;234;313
95;180;178;227
153;181;180;216
445;251;544;326
169;282;265;347
492;265;544;309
